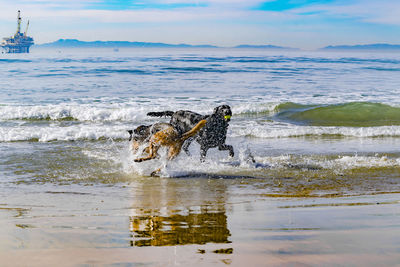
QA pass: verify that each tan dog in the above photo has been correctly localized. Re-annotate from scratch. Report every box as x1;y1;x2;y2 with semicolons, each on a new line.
134;120;207;165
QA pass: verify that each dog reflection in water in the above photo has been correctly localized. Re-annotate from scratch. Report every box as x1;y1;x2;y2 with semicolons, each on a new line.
132;119;207;176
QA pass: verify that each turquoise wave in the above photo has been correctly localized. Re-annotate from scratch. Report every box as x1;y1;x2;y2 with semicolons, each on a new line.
273;102;400;127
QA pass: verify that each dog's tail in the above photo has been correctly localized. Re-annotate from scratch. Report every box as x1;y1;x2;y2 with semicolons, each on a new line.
180;119;207;141
147;111;174;117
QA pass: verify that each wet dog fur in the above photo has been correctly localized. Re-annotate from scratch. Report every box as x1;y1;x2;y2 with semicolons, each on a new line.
128;122;171;153
147;105;233;160
133;120;207;175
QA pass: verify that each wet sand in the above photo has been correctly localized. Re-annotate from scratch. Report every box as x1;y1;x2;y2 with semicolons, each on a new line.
1;176;399;266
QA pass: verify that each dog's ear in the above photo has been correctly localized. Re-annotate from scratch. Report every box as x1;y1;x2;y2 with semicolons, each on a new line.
214;105;231;115
213;106;221;113
127;130;134;141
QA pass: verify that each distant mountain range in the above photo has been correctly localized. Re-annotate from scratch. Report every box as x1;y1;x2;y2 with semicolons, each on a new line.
322;43;400;50
36;39;218;48
35;39;296;50
35;39;400;51
233;44;298;50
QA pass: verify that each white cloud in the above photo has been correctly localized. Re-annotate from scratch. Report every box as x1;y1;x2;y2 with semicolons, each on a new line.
292;0;400;26
0;0;283;24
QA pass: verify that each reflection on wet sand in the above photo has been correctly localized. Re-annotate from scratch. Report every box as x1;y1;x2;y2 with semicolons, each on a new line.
130;207;230;246
128;178;232;247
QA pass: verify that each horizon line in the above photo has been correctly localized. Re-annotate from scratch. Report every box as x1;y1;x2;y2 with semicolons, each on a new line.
33;39;400;51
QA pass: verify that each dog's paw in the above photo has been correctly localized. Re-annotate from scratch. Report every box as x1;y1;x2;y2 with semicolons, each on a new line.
150;168;162;176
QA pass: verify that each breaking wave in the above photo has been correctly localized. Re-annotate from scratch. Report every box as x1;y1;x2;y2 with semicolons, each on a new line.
278;102;400;127
0;104;150;122
236;102;400;127
2;101;400;142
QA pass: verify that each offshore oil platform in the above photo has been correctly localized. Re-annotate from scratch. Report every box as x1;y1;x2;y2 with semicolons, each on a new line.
1;11;34;53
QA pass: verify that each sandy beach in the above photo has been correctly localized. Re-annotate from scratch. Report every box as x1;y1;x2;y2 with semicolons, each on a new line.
1;175;400;266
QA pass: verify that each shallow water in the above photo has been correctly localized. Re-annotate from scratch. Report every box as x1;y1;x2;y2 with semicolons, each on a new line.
1;48;400;265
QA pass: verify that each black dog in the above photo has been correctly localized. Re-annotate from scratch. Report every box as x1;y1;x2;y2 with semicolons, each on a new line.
147;105;234;160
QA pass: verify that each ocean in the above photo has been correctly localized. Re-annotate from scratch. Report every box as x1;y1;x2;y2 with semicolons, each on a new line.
1;48;400;266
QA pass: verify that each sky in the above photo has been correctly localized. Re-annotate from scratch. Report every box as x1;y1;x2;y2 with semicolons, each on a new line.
0;0;399;49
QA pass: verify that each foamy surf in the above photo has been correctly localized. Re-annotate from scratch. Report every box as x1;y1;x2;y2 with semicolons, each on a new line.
232;122;400;138
2;123;400;143
3;103;400;143
116;141;400;178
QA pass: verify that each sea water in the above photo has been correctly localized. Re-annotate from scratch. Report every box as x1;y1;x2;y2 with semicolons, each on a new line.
1;48;400;263
1;48;400;182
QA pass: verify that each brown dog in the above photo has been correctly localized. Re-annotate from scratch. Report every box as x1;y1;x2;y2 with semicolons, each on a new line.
134;120;207;165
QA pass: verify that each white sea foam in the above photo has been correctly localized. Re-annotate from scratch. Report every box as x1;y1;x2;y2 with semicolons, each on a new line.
122;145;400;177
0;103;151;122
232;122;400;138
2;120;400;142
333;155;400;169
0;98;245;122
0;123;130;142
254;154;400;171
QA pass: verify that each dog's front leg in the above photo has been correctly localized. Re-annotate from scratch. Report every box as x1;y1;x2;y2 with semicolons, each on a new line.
218;144;234;157
134;143;158;162
134;155;154;162
200;146;209;162
182;138;193;156
150;168;162;176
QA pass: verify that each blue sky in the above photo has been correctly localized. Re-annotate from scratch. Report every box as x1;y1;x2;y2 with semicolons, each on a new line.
0;0;399;49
